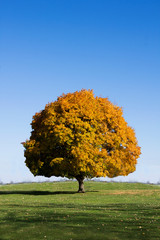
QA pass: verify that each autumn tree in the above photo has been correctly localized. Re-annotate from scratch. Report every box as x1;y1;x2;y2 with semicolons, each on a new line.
22;89;141;192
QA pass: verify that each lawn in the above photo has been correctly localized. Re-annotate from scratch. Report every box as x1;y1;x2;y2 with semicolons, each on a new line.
0;181;160;240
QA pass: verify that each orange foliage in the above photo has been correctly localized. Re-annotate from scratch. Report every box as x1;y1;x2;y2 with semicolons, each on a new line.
23;89;141;180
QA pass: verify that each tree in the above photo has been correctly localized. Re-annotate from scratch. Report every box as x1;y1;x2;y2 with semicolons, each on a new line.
22;89;141;192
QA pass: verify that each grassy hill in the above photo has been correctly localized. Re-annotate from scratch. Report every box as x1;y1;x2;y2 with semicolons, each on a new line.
0;181;160;240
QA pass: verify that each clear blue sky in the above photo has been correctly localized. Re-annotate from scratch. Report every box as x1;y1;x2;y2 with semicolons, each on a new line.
0;0;160;183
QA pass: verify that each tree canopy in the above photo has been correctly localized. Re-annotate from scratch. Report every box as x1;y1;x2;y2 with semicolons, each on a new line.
23;89;141;192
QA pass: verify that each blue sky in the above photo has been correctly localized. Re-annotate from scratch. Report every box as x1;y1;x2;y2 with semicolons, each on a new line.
0;0;160;183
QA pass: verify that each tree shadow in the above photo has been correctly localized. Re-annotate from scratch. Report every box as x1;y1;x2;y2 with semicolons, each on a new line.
0;190;98;195
0;190;76;195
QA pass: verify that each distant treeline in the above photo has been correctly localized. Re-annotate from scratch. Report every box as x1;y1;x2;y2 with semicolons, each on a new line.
0;179;160;185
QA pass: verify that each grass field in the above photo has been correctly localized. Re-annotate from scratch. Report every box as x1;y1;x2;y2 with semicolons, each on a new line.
0;181;160;240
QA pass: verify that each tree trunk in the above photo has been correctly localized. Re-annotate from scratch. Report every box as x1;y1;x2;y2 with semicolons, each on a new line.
76;176;85;193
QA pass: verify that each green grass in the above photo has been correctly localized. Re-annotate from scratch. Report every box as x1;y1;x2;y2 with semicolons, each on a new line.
0;181;160;240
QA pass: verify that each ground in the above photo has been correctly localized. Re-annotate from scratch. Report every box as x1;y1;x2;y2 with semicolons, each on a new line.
0;181;160;240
